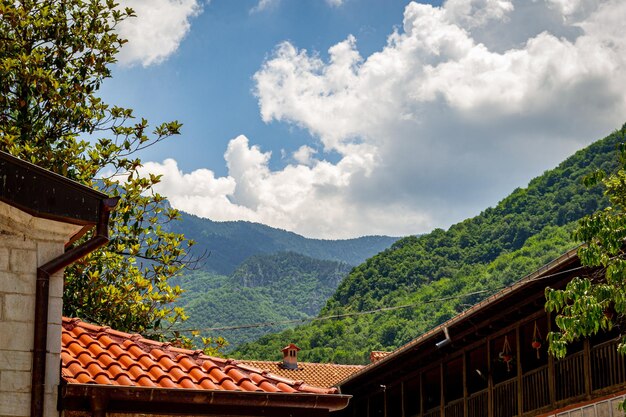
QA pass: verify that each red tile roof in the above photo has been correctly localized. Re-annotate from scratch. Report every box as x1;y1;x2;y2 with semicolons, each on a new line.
237;359;364;388
61;317;337;395
370;351;391;363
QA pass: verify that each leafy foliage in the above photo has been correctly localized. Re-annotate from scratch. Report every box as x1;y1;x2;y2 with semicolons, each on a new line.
173;252;352;350
546;125;626;359
235;126;625;363
0;0;194;340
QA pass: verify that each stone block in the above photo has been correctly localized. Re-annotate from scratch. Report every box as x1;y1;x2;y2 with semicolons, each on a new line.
0;322;34;351
3;294;35;323
596;400;610;417
43;392;58;417
582;405;596;417
0;248;9;272
9;249;36;274
0;350;31;372
612;397;624;415
0;234;36;251
47;297;63;325
0;370;31;393
46;325;62;355
36;241;64;267
0;392;29;416
48;272;64;300
0;273;35;296
45;352;59;394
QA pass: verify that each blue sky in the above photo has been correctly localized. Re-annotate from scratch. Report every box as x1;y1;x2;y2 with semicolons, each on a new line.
105;0;626;239
103;0;415;175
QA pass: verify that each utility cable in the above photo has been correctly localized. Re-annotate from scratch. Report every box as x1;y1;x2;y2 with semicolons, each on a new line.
163;259;592;335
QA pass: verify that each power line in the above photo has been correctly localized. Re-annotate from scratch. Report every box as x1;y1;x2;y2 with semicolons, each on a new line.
169;289;493;334
156;259;590;336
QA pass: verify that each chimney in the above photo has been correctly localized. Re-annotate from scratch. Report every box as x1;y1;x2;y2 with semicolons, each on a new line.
281;343;301;370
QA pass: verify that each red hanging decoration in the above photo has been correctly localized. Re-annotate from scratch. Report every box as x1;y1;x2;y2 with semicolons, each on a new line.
499;335;513;372
531;321;542;359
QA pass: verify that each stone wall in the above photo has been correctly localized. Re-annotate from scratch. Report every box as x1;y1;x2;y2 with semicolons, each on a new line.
0;202;81;417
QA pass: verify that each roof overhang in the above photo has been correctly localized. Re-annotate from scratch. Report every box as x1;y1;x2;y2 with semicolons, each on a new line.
337;246;583;391
60;384;351;417
0;151;109;226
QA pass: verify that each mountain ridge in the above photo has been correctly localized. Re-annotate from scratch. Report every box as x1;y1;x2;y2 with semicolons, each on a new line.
232;123;626;364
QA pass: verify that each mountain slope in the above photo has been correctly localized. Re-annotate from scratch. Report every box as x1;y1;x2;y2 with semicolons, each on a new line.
233;124;626;364
170;215;398;275
176;252;353;349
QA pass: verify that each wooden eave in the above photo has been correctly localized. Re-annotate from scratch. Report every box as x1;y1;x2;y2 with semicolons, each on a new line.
60;384;352;417
338;247;583;394
0;151;108;226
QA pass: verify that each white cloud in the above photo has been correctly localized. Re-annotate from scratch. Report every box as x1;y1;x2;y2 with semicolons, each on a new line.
116;0;203;67
250;0;280;13
144;0;626;238
293;145;318;166
326;0;344;7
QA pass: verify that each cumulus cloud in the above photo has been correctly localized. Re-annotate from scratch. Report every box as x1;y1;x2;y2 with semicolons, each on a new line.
144;0;626;238
250;0;280;14
116;0;203;67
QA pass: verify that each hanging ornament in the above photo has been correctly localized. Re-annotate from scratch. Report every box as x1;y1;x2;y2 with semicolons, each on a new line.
531;321;542;359
499;335;513;372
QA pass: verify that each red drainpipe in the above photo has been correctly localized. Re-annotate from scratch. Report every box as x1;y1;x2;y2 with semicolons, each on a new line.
30;197;118;417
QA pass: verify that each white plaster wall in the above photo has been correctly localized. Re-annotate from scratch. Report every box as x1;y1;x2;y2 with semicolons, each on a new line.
0;202;81;417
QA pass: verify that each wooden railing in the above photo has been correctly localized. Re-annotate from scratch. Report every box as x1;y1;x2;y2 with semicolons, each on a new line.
591;339;626;391
493;378;518;417
444;398;464;417
423;407;440;417
467;389;488;417
522;365;550;412
555;351;585;401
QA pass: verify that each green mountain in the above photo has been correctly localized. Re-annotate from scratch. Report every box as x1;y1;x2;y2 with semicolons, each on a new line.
170;214;399;275
233;124;626;364
175;252;353;350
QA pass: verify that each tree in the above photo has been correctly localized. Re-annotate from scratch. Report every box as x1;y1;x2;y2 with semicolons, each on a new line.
545;124;626;359
0;0;197;343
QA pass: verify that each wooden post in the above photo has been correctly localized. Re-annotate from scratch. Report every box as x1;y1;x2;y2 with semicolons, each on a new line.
516;326;523;416
583;338;592;398
399;381;403;417
420;372;424;417
440;363;445;417
547;313;556;407
487;338;493;417
384;385;388;417
463;353;468;417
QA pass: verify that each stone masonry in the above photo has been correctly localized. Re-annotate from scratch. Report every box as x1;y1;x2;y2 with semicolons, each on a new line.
0;201;81;417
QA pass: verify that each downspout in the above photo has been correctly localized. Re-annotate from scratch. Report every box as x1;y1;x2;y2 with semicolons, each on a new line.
31;197;119;417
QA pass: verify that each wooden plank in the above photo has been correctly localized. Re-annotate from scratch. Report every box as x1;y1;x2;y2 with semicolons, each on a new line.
516;326;522;416
440;363;445;417
547;312;556;407
463;352;468;417
487;338;493;417
583;339;591;399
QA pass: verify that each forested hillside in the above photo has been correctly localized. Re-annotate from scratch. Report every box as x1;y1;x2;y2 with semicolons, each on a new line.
170;215;398;275
175;252;353;349
233;124;626;364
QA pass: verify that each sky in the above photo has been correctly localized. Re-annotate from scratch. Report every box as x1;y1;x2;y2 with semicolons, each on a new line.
103;0;626;239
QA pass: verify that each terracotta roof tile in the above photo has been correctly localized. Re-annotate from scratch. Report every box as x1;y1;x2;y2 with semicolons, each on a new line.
61;317;339;394
237;359;364;389
370;351;392;363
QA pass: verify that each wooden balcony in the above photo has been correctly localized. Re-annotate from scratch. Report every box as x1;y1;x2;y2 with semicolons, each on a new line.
522;365;550;412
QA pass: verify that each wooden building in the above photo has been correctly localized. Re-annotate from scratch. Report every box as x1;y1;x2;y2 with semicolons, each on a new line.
336;248;626;417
